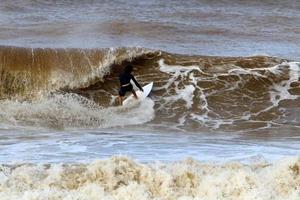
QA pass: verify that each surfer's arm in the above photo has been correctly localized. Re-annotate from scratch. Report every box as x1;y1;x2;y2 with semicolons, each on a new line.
131;75;143;91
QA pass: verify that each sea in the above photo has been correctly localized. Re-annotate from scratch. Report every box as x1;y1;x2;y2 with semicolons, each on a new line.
0;0;299;199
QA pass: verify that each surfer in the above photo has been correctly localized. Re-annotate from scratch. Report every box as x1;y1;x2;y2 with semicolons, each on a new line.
118;65;143;105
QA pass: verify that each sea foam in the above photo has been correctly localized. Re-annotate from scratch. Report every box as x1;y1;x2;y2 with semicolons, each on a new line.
0;156;299;200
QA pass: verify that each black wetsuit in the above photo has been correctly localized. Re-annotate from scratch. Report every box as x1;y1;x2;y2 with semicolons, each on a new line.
118;72;143;96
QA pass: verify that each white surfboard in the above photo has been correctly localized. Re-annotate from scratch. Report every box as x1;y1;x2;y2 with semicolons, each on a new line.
123;82;153;106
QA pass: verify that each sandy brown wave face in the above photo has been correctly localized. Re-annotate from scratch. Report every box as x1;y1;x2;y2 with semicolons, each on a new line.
1;45;300;131
0;156;299;200
0;46;155;100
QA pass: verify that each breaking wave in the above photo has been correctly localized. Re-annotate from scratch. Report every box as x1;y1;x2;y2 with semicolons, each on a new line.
0;45;299;131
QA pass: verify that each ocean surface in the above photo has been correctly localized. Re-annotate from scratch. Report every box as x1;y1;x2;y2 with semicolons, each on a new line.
0;0;300;199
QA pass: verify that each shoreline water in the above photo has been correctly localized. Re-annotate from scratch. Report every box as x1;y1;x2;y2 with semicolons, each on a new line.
0;156;299;200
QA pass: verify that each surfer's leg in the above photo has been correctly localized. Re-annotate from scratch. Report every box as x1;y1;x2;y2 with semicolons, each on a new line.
132;90;138;99
118;88;126;105
118;96;124;105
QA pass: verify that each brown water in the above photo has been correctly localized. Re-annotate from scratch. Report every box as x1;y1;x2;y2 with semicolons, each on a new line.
0;46;299;133
0;1;300;199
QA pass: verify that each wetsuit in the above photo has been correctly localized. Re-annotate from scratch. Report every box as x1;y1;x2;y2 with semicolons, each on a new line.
118;72;143;96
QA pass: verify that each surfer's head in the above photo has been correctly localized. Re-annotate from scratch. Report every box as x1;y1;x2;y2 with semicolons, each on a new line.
124;65;133;74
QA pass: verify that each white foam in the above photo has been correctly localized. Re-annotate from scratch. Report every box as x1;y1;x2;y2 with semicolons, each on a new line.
250;62;300;116
269;62;299;107
190;113;234;129
159;59;201;74
0;156;299;200
209;61;300;128
163;85;195;109
158;59;236;129
157;59;200;108
157;58;300;130
0;93;155;129
157;59;234;129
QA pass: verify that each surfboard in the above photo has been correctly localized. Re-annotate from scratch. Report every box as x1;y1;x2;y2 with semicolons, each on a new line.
123;82;153;106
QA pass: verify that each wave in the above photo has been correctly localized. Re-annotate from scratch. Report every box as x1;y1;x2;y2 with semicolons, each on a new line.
0;45;157;100
0;156;299;200
0;45;299;131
